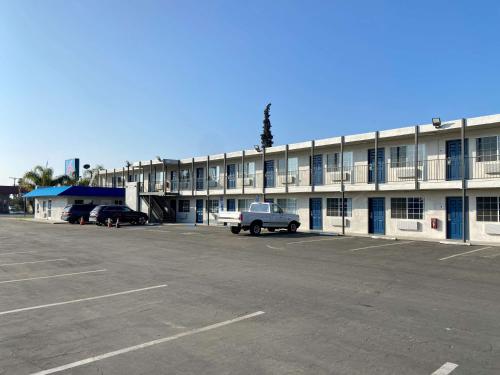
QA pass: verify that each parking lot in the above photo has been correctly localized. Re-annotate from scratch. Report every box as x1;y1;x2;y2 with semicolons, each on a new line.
0;217;499;374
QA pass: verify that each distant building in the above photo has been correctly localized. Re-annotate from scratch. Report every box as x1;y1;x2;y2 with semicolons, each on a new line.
23;186;125;221
0;186;24;213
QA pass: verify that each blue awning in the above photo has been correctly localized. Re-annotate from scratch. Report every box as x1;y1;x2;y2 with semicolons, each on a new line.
23;186;125;198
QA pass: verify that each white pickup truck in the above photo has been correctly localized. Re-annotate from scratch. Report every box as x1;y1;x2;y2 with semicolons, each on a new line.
218;202;301;235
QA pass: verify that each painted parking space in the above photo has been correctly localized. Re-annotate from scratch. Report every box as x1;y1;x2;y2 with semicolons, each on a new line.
0;217;499;374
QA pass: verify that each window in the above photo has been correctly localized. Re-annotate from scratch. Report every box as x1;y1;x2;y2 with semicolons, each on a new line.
390;146;408;167
179;170;190;189
74;199;84;204
250;203;269;213
326;198;352;217
277;198;298;214
178;200;190;213
244;162;255;177
207;199;219;213
476;136;498;162
390;145;425;167
238;199;253;212
114;200;123;205
209;166;220;187
477;197;499;222
288;157;298;172
327;152;353;171
36;203;39;213
390;197;424;219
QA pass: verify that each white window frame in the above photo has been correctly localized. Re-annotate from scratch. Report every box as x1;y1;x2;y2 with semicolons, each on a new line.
277;198;298;214
390;197;424;220
476;136;500;162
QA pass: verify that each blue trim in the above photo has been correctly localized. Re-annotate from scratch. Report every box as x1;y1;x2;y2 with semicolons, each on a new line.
23;186;70;198
24;186;125;198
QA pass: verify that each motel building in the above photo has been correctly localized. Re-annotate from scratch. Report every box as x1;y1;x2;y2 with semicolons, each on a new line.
97;113;500;245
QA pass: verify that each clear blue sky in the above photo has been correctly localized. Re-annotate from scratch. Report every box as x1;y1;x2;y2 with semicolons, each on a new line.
1;0;499;184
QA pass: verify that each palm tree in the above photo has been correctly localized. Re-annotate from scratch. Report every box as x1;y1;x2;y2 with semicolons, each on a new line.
19;165;71;192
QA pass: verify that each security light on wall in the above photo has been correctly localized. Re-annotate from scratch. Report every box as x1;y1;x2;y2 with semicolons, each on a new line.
432;118;442;128
254;145;262;152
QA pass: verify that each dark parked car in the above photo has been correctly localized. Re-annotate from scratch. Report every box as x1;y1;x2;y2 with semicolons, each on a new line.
61;204;96;224
89;205;148;225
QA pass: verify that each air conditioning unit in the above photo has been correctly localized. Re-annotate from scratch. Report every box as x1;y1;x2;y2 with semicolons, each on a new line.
485;223;500;235
243;178;254;186
331;171;350;182
397;221;419;231
484;162;500;175
329;217;349;227
396;167;422;179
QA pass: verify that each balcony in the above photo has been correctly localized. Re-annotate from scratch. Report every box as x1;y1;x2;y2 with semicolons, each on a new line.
125;157;500;194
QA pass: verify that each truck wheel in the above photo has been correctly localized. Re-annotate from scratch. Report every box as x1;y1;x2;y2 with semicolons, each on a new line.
250;222;262;236
288;221;298;233
230;226;241;234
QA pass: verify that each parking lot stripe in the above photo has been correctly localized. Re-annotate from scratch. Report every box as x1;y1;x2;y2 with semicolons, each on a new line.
431;362;458;374
0;284;167;316
0;251;36;256
29;310;265;375
439;247;491;261
349;241;414;252
0;269;107;285
0;258;66;267
287;237;347;245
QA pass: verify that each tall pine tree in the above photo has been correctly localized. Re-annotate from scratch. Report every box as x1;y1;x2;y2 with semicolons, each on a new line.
260;103;273;148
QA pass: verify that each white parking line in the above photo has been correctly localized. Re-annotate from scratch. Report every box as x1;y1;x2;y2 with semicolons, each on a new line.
0;269;107;285
287;237;347;245
266;244;285;250
0;251;36;256
439;247;491;261
29;310;265;375
0;284;167;316
349;241;414;252
0;258;66;267
431;362;458;375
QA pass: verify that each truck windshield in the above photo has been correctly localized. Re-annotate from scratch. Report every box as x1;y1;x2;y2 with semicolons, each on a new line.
249;203;269;213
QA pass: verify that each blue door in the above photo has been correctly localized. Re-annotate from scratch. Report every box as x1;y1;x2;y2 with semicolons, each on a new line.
313;155;323;185
309;198;323;230
227;164;236;189
446;197;463;240
196;168;204;190
264;160;275;188
446;139;469;180
368;149;385;184
368;198;385;234
227;199;236;211
196;199;203;223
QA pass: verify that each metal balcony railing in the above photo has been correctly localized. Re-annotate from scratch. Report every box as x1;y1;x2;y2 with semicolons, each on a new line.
103;157;500;191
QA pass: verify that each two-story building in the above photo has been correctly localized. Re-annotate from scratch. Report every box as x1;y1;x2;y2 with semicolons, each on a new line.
97;113;500;245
